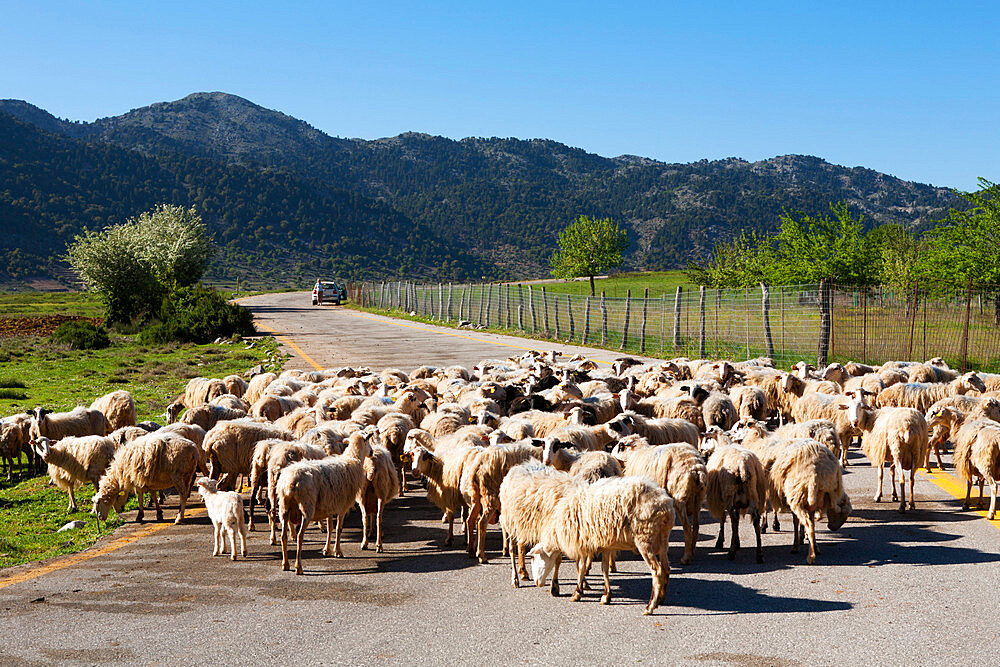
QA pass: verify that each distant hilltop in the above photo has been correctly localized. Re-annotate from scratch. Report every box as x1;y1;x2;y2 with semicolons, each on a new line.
0;92;960;286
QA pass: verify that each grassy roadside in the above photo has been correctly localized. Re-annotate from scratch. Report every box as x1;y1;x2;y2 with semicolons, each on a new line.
0;291;105;318
515;270;693;298
0;290;289;569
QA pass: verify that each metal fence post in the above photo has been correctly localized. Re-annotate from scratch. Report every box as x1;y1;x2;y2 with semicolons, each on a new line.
672;286;682;348
699;286;706;358
529;286;536;332
583;295;591;344
818;279;831;367
600;291;608;346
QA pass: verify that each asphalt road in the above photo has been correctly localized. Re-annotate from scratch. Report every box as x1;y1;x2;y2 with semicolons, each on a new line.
2;292;999;665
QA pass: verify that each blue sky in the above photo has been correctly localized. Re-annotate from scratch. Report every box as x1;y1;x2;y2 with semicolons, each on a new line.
2;1;997;189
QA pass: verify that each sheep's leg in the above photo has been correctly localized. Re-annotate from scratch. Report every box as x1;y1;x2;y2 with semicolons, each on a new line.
508;538;520;588
501;524;510;557
374;498;385;553
247;480;259;531
153;490;163;522
549;554;563;596
268;504;279;546
934;444;944;471
444;514;454;547
609;551;617;573
896;465;907;513
322;517;334;556
239;517;248;558
136;490;145;523
963;481;972;510
67;487;77;513
978;477;985;509
600;551;612;605
280;516;291;571
727;508;740;560
638;546;663;615
175;482;189;524
873;464;885;502
889;463;899;502
476;507;490;564
212;523;220;556
752;510;763;564
334;514;345;558
570;554;591;602
518;542;529;581
465;502;480;557
295;514;308;575
678;509;694;565
805;513;818;564
714;516;725;550
907;466;916;511
790;514;801;553
227;525;238;560
987;477;998;521
359;502;370;551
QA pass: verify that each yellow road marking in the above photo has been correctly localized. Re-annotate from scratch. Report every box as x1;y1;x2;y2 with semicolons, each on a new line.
919;468;999;528
253;322;324;371
0;508;206;590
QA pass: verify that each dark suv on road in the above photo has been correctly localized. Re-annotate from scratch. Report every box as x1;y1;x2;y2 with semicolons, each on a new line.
312;280;346;306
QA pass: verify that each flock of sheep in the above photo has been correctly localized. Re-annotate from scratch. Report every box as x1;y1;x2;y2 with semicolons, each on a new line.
2;351;1000;615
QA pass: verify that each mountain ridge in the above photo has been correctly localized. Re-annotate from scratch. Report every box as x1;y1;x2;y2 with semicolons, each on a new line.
0;93;962;286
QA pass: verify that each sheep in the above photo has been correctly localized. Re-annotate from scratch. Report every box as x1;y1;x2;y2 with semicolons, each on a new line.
274;406;320;437
625;393;706;431
209;394;249;412
877;373;987;413
848;401;929;512
774;419;841;463
409;443;483;546
693;388;739;431
791;392;860;465
925;397;1000;469
247;439;327;539
159;422;207;450
729;384;768;421
615;438;707;565
202;420;295;490
376;412;414;493
500;410;567;438
420;405;471;436
30;406;109;441
845;361;876;377
222;374;249;398
195;477;248;560
357;442;400;552
249;394;305;422
542;439;622;481
767;439;852;564
181;404;248;432
165;402;185;424
32;435;117;512
277;431;372;574
0;414;33;479
842;373;886;400
462;439;544;563
705;444;767;563
608;412;698;448
243;371;278;405
350;391;423;425
528;476;674;615
907;362;959;384
91;433;202;524
499;462;583;588
544;420;628;452
300;420;360;455
183;377;227;407
89;390;136;431
953;420;1000;517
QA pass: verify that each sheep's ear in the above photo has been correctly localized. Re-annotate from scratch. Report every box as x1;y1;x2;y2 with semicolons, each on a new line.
836;404;848;410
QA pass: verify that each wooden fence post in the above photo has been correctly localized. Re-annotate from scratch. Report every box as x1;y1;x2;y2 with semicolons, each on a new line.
818;279;831;367
567;295;575;342
699;286;706;358
960;276;974;371
600;291;608;346
761;282;775;360
861;287;867;364
447;283;454;321
583;296;591;344
518;285;524;330
437;283;444;320
541;287;550;337
506;285;512;329
640;288;649;354
528;286;536;332
672;286;682;348
620;289;631;351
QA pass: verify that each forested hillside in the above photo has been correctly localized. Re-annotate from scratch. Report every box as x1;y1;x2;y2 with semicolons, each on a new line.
0;92;962;286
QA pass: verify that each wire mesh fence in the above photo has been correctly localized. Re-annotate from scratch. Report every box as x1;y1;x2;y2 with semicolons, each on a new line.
347;280;1000;371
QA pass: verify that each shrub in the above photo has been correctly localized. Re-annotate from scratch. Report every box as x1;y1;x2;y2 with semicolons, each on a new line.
139;285;256;345
50;321;111;350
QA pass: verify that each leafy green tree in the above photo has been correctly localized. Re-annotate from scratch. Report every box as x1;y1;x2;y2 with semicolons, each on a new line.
66;205;212;323
869;223;923;290
550;216;629;295
685;230;774;288
916;178;1000;292
768;203;879;286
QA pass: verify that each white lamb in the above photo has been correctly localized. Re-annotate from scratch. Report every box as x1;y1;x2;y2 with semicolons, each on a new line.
195;477;248;560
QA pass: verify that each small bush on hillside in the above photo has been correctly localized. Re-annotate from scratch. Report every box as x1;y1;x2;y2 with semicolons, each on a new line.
139;285;255;345
50;321;111;350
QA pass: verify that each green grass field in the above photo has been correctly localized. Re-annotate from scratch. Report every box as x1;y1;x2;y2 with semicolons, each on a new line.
0;291;105;318
518;270;693;298
0;291;288;569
